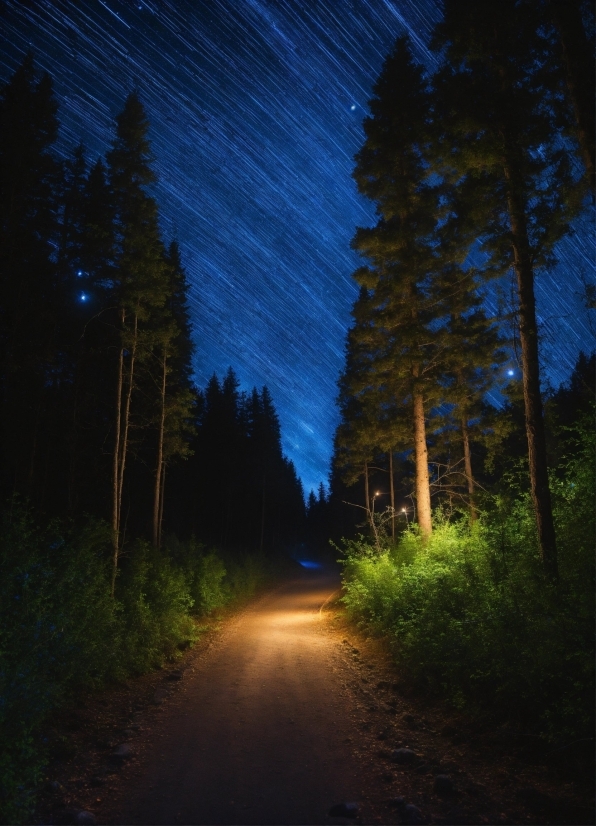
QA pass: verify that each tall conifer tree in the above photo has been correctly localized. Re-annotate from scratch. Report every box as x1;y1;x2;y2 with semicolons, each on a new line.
432;0;585;576
351;38;446;537
107;91;169;591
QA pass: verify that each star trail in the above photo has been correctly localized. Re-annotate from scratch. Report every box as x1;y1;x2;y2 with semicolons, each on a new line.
1;0;594;495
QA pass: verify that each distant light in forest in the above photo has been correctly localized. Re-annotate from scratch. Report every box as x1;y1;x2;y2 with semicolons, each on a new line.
298;559;322;569
508;370;515;376
79;293;88;302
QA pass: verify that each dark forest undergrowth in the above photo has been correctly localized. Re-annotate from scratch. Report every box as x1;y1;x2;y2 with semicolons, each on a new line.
0;507;287;824
338;423;595;763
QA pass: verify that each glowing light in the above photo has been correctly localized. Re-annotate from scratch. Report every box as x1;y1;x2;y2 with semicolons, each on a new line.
350;104;356;110
79;292;88;302
77;270;84;276
297;559;322;569
508;370;514;376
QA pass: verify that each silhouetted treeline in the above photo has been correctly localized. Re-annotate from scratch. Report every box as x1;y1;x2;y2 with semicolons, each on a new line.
0;55;304;563
167;368;305;552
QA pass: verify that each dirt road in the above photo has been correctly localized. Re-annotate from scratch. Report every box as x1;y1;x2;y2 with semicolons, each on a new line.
46;564;594;825
109;567;372;825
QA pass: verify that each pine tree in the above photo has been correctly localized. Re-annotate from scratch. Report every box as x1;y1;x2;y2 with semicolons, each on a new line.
350;38;449;537
150;242;195;548
106;91;170;592
432;0;585;577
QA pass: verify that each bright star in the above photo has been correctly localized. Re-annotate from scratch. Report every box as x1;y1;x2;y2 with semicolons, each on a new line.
507;370;514;376
80;293;88;302
350;104;356;111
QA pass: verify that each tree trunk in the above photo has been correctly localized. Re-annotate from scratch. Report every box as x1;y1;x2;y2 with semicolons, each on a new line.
111;310;125;598
461;416;476;522
117;312;137;516
412;390;432;537
158;462;166;549
364;461;370;523
111;309;138;596
389;449;395;541
550;0;595;196
152;348;167;548
503;157;558;579
259;474;266;552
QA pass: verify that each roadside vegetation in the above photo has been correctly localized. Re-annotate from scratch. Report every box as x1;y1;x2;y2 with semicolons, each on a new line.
338;419;594;746
0;503;275;824
0;55;303;824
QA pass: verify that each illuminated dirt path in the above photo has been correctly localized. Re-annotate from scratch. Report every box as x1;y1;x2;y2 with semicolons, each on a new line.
109;568;373;825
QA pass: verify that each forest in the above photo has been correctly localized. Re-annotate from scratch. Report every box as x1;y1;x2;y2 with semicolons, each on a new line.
0;0;594;822
314;0;595;794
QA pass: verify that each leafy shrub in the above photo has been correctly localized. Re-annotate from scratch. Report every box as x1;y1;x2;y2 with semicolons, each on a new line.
340;427;595;742
0;510;275;823
0;510;116;823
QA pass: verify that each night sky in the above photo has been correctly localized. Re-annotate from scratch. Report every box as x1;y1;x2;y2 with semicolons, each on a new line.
1;0;594;496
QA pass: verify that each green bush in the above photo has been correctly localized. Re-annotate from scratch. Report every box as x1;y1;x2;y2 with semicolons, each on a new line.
0;511;116;823
0;509;275;823
115;540;197;674
340;428;595;742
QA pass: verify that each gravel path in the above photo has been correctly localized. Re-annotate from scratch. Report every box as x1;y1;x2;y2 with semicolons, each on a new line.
69;565;592;826
109;567;372;825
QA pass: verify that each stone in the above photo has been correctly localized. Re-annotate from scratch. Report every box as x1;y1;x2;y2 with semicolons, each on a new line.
75;812;97;825
328;802;359;818
112;743;134;762
153;688;170;704
55;809;80;825
391;747;417;764
401;803;425;824
434;774;455;796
